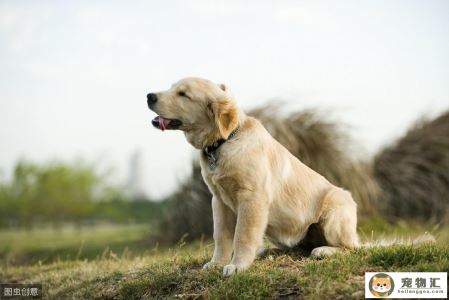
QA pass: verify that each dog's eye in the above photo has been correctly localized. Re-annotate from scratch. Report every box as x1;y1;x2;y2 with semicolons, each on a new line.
177;91;188;98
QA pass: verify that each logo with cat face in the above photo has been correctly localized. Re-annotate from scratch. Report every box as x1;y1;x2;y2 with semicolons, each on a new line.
369;273;395;298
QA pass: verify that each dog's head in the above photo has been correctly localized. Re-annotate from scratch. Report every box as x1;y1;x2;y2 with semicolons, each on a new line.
147;77;239;148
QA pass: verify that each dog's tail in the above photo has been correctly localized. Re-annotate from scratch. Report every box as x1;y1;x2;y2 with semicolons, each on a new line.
360;232;436;248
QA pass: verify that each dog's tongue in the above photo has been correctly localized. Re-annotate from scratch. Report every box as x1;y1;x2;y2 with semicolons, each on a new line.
154;116;170;131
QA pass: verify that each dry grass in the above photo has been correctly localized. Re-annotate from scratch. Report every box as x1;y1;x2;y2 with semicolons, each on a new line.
374;110;449;223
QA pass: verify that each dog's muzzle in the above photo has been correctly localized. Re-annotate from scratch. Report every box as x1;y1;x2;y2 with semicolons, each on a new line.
146;93;183;131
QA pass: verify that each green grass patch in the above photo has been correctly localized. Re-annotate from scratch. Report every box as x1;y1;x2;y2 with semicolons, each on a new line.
1;243;448;299
1;220;448;298
0;224;151;266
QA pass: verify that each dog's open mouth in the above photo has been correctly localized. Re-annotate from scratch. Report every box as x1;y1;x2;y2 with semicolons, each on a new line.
151;116;183;131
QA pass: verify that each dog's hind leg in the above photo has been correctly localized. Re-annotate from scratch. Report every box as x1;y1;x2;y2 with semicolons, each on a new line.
311;188;359;258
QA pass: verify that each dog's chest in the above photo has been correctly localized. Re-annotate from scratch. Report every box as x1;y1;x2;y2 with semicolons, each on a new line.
212;175;240;212
200;160;239;212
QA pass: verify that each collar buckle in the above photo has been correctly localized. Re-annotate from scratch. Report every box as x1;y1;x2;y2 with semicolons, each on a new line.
202;126;240;171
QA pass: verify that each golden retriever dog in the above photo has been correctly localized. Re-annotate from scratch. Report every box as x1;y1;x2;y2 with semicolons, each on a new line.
147;77;359;276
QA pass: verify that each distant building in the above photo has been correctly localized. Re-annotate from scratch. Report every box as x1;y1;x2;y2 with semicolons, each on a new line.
126;149;147;199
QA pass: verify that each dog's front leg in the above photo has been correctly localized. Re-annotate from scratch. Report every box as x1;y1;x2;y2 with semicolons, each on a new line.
223;195;268;276
203;196;236;269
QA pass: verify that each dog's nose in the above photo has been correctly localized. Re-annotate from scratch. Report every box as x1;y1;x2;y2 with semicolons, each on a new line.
147;93;158;108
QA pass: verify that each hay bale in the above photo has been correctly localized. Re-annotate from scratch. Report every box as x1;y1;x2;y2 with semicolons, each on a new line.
155;105;380;244
374;110;449;223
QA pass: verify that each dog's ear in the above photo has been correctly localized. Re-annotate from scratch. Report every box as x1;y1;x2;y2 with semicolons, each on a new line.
212;98;238;140
218;83;227;92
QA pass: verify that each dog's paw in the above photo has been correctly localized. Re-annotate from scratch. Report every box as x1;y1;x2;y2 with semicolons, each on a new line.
310;246;339;258
222;263;249;277
203;261;220;270
223;264;238;276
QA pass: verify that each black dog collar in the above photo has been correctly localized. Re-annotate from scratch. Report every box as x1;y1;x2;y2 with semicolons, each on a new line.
203;127;240;170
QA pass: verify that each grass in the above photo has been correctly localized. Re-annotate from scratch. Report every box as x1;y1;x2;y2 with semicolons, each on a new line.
357;217;449;246
1;243;448;299
0;221;448;299
0;224;151;266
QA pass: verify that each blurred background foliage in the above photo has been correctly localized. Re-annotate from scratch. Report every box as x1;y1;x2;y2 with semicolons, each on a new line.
374;111;449;223
0;160;165;228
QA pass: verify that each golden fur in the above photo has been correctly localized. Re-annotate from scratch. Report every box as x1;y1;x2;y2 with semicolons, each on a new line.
150;77;359;276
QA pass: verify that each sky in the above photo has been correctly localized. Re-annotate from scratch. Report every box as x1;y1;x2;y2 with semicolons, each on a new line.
0;0;448;199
